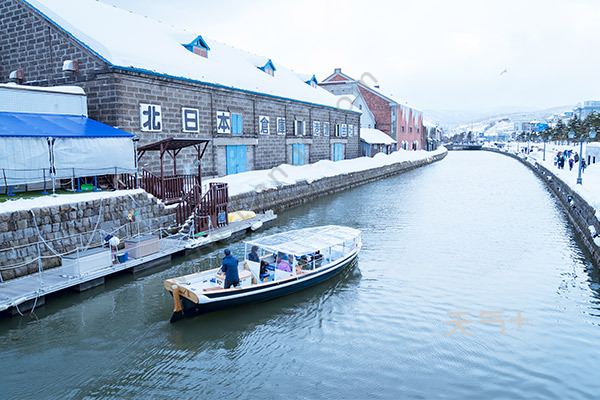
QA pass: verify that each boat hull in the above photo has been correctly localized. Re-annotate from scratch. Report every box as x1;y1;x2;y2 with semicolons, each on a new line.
173;251;358;320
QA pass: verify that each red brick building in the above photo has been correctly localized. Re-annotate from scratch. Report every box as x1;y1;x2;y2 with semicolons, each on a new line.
320;68;424;150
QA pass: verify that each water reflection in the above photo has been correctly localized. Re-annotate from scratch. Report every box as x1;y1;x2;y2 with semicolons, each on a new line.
2;151;600;399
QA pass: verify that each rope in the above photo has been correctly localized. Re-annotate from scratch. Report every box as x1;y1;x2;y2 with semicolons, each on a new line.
83;198;103;251
30;210;61;258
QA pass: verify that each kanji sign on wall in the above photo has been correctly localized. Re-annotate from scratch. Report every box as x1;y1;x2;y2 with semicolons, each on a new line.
182;107;199;132
259;115;270;135
140;103;162;132
276;117;286;135
313;121;321;136
348;124;354;137
216;111;231;134
341;123;348;137
323;122;330;136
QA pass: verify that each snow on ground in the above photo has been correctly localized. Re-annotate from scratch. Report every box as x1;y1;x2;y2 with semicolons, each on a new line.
488;142;600;216
0;148;446;214
0;189;146;214
204;147;447;197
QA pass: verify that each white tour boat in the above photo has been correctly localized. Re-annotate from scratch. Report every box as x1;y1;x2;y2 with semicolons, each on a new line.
164;225;361;322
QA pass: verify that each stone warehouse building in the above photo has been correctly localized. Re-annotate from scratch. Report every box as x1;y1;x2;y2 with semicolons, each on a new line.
319;68;424;151
0;0;360;178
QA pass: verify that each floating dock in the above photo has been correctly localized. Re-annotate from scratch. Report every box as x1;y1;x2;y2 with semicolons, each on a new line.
0;212;276;316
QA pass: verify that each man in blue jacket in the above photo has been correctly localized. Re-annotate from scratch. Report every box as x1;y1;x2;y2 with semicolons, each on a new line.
220;248;239;289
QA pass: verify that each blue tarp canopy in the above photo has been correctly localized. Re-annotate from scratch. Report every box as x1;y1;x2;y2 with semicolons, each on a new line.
0;112;136;186
0;111;134;138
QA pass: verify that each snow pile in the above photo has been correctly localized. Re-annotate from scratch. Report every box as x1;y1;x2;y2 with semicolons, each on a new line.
0;189;145;214
206;147;447;197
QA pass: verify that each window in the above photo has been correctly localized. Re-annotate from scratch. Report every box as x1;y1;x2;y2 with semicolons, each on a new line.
409;127;412;133
401;126;405;133
295;120;305;136
358;104;362;110
232;113;243;135
182;35;210;58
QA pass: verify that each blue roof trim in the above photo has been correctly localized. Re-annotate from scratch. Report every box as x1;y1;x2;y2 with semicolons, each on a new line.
183;35;211;51
22;1;358;115
112;65;361;114
0;112;135;138
259;59;277;72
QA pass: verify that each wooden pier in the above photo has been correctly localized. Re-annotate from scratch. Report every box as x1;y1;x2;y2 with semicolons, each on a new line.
0;212;276;316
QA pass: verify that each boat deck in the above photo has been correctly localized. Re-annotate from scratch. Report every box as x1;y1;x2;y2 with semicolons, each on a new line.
0;212;277;315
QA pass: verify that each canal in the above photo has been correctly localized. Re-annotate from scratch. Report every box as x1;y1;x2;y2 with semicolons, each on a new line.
2;151;600;399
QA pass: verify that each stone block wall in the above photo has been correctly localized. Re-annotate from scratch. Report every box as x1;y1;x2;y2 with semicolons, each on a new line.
487;149;600;266
0;191;176;281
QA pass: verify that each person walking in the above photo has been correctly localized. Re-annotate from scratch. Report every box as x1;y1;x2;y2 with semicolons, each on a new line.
569;158;574;171
220;248;239;289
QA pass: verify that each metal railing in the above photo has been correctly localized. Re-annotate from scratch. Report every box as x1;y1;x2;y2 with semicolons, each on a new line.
176;182;229;235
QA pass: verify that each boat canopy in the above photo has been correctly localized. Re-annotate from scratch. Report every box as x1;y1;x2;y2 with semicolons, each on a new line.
246;225;360;256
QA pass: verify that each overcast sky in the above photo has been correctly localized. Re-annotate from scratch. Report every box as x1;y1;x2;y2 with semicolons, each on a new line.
100;0;600;114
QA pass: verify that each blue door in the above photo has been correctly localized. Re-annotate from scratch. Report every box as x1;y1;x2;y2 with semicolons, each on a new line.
333;143;344;161
292;144;305;166
226;145;247;175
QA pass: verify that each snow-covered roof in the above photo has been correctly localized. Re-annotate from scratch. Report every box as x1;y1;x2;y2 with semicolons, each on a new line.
0;83;85;95
422;118;437;128
359;128;396;145
24;0;358;113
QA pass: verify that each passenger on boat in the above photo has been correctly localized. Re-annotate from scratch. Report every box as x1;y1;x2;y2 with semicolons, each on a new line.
312;251;323;267
220;248;240;289
277;254;291;272
248;245;260;263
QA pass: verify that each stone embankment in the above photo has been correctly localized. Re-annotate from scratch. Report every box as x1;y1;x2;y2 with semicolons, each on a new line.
486;148;600;266
0;191;175;281
1;150;447;281
229;151;447;213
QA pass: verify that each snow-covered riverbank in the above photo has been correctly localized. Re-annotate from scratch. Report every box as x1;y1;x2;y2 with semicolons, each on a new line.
487;142;600;216
0;147;448;213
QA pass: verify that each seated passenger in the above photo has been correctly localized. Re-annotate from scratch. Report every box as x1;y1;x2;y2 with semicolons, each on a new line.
260;260;270;275
313;251;323;267
277;254;291;272
248;245;260;263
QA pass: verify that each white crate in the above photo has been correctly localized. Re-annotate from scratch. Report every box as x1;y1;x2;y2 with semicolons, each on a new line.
62;247;112;276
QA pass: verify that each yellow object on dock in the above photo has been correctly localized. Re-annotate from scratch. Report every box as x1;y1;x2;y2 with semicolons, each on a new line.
228;210;256;223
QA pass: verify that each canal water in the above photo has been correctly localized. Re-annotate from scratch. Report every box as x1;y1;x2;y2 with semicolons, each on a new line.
2;151;600;399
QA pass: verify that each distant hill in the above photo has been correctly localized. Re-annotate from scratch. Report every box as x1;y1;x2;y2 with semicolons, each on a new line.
424;105;573;130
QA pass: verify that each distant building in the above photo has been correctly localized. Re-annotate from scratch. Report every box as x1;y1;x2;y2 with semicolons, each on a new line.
574;101;600;120
319;68;425;150
0;0;360;178
359;128;396;157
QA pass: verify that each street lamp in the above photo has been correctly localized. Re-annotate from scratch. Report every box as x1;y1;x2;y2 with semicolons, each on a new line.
572;128;596;184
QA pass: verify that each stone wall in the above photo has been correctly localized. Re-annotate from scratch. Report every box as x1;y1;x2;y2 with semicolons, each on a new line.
0;191;176;281
229;151;448;213
486;148;600;266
